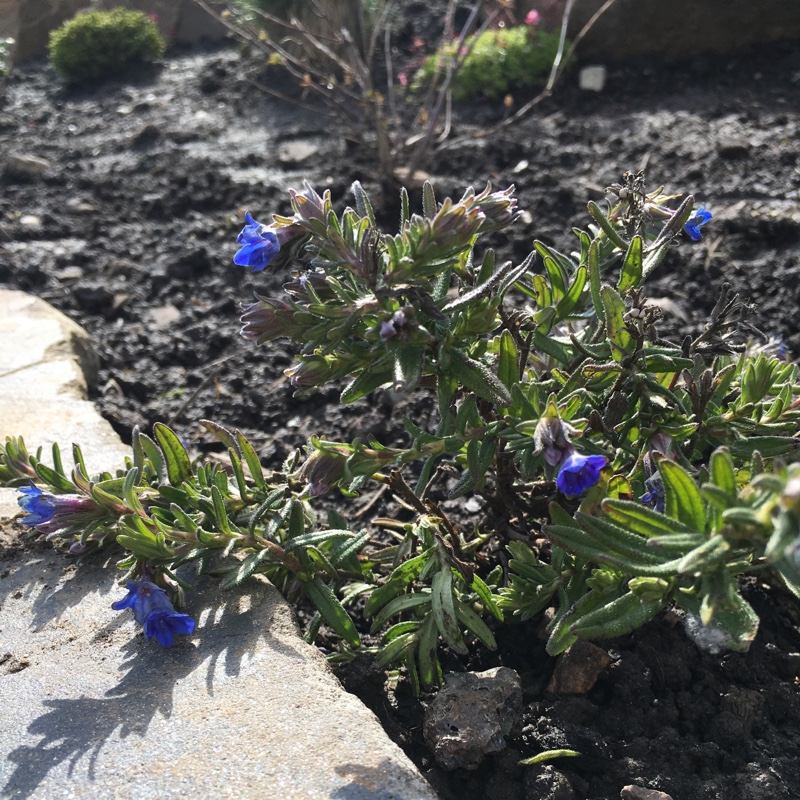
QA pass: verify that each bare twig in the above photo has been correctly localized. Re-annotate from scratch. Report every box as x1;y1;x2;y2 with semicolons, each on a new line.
504;0;619;126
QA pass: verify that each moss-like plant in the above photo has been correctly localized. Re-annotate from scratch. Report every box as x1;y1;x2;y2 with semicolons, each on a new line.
48;8;166;85
414;24;565;100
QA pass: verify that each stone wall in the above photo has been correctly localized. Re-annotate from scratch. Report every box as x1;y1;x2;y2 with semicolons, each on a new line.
524;0;800;60
6;0;91;63
2;0;227;65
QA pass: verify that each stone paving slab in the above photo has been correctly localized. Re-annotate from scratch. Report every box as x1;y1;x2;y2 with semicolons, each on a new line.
0;289;130;476
0;548;434;800
0;290;438;800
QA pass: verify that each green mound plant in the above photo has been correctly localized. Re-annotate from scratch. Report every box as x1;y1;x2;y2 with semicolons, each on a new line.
414;23;565;100
48;8;166;85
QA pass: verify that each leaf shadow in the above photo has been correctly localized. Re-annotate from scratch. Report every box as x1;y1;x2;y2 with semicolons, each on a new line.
2;567;305;799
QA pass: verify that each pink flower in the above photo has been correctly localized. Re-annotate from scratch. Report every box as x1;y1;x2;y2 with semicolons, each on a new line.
525;9;541;26
398;72;408;87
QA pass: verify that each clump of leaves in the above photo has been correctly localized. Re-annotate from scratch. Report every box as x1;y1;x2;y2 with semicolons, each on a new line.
48;8;165;84
5;172;800;693
413;23;565;100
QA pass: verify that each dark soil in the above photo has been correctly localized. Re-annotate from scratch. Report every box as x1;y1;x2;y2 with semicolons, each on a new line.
2;14;800;800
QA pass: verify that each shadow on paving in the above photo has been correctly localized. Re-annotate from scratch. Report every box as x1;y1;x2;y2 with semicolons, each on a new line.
2;554;307;799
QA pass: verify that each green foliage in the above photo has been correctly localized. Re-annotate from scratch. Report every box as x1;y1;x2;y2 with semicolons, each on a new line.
5;170;800;693
48;9;165;84
414;25;565;100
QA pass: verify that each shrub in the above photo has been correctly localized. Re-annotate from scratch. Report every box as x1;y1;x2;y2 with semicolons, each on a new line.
48;8;166;85
414;24;565;100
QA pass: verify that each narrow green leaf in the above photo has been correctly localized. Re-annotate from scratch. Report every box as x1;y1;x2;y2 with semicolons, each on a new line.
153;422;192;486
519;750;580;767
497;330;518;395
660;460;706;531
422;181;437;218
370;590;433;632
380;620;422;644
570;591;663;639
730;436;798;459
393;346;424;393
352;180;376;227
602;499;696;537
555;265;587;320
341;363;393;404
210;484;234;536
531;330;572;365
576;513;665;565
377;631;416;668
455;600;497;650
305;576;360;646
32;461;75;492
543;256;567;301
400;186;410;228
617;235;643;292
588;239;605;325
587;201;628;250
417;612;441;687
236;432;266;490
471;573;504;621
449;351;512;406
600;285;632;362
432;569;468;654
676;534;729;574
199;419;238;451
364;547;436;616
220;552;264;589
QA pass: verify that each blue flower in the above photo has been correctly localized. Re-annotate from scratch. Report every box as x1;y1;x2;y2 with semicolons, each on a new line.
641;473;665;513
683;205;712;241
17;485;101;536
556;452;607;496
234;212;280;271
17;485;56;526
143;609;197;647
113;579;195;646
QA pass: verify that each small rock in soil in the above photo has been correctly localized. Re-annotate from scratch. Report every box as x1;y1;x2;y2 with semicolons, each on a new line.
277;140;320;166
523;765;576;800
4;153;51;179
547;640;612;695
424;666;522;771
579;65;607;92
150;304;182;328
18;215;43;229
717;137;750;159
721;687;765;736
620;786;674;800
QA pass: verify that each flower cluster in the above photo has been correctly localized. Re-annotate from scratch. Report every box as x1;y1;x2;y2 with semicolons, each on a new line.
112;579;195;647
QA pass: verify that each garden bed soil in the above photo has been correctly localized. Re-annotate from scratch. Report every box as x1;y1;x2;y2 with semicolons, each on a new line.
1;15;800;800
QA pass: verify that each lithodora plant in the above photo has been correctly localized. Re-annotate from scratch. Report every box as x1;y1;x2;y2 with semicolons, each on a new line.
4;173;800;689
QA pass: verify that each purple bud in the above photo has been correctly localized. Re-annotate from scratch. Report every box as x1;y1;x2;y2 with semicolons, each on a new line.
239;297;295;342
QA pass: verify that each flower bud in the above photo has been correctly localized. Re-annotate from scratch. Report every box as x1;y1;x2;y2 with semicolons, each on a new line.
289;181;329;227
239;297;297;342
532;399;577;467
